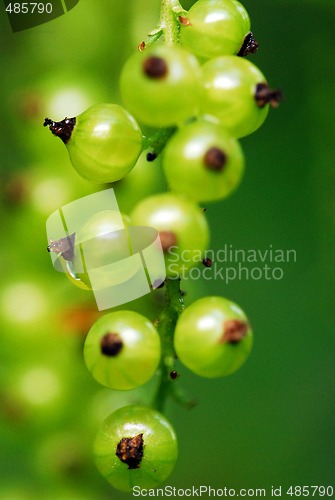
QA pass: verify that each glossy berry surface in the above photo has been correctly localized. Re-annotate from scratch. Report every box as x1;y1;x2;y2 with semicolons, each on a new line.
162;120;245;202
200;56;269;138
83;311;161;390
93;405;178;492
174;296;253;377
120;45;201;127
181;0;251;59
130;193;209;276
46;103;143;183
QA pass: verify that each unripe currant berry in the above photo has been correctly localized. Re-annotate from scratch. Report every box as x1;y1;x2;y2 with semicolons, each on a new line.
44;103;143;183
93;405;178;491
180;0;257;59
174;296;253;377
162;120;245;202
84;311;161;390
120;45;201;127
130;193;209;276
199;56;281;138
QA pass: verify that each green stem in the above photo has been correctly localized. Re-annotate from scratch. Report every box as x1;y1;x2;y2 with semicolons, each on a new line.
138;29;163;51
140;0;185;50
153;277;184;412
142;126;177;160
160;0;185;46
135;2;197;414
142;2;191;411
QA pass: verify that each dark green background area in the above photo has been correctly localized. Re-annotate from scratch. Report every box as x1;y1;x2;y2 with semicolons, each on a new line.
0;1;334;498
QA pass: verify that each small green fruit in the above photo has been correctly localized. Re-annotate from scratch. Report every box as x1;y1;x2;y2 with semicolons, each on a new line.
44;103;143;183
94;405;178;492
174;296;253;377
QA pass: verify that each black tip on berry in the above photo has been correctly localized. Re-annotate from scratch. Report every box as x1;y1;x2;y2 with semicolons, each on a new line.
47;233;75;261
221;319;249;344
100;332;123;356
43;118;53;127
255;83;283;108
159;231;177;253
238;32;259;57
147;152;157;162
43;116;76;144
204;147;227;172
116;434;144;470
143;56;168;79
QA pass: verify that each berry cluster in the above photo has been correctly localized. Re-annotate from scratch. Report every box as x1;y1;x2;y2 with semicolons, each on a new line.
44;0;280;493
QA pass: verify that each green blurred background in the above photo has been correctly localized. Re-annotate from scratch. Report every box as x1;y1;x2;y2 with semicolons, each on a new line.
0;0;334;498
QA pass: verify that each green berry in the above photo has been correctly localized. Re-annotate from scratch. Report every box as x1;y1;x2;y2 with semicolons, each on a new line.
120;45;201;127
181;0;254;59
84;311;161;390
200;56;272;138
174;296;253;377
44;103;143;183
162;120;244;202
130;193;209;277
93;405;178;492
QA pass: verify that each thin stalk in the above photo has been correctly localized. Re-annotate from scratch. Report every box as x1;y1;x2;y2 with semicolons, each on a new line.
160;0;185;46
153;277;184;412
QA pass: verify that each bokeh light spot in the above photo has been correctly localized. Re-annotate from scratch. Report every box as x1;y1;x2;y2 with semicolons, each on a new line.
1;282;47;323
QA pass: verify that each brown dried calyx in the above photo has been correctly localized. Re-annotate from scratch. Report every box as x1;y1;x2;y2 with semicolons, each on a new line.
255;83;282;108
100;332;123;356
47;233;76;261
159;230;177;253
116;433;144;469
204;147;227;172
238;32;259;57
221;319;249;344
138;41;146;51
43;116;76;144
179;16;191;26
143;56;168;79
